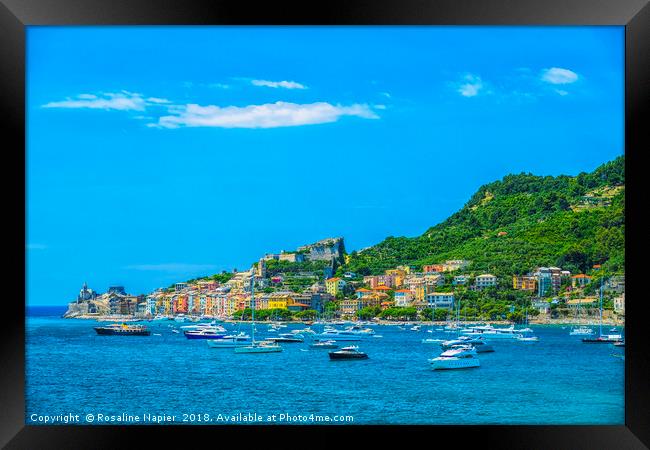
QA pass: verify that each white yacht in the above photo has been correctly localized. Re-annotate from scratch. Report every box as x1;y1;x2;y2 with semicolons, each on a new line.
315;325;375;341
569;326;594;336
462;324;521;339
429;346;480;370
442;336;494;353
206;333;251;348
516;335;539;342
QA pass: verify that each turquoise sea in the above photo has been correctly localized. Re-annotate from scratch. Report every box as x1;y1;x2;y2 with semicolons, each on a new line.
25;307;624;425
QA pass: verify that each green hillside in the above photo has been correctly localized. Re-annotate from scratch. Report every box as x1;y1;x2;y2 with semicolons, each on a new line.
341;156;625;278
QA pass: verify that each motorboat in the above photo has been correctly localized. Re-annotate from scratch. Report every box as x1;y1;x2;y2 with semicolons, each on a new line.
516;335;539;342
266;333;304;343
206;333;251;348
180;322;226;332
569;326;594;336
315;325;375;341
442;336;494;353
410;325;421;331
421;338;445;344
94;323;151;336
291;328;316;335
582;333;623;343
613;341;625;347
184;328;228;339
328;346;369;360
309;340;338;349
461;324;520;339
429;346;480;370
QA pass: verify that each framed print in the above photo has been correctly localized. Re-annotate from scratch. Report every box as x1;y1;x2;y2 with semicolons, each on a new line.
3;0;649;447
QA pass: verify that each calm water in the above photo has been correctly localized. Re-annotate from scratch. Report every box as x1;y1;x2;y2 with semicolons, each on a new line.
26;308;624;425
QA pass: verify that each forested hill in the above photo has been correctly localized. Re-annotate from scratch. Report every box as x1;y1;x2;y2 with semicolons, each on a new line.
341;156;625;278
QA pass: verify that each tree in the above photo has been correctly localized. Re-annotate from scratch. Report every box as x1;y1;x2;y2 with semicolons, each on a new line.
358;306;381;320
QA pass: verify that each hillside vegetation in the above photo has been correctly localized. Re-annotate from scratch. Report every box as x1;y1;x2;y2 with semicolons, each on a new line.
341;156;625;278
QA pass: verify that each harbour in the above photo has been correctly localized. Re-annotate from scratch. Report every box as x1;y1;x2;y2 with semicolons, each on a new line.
26;308;624;425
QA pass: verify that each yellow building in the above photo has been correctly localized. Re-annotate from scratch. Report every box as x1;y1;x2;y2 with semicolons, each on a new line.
513;276;537;291
385;269;407;288
325;277;346;296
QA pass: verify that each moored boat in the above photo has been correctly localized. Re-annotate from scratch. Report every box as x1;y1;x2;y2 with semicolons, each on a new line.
206;333;251;348
429;346;480;370
266;333;304;343
183;327;228;339
309;340;338;349
94;323;151;336
328;346;368;360
569;326;594;336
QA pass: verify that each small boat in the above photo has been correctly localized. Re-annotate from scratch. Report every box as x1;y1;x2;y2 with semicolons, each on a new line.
233;277;283;354
410;325;421;331
206;333;251;348
613;341;625;347
569;326;594;336
184;328;227;339
266;333;304;343
234;341;283;353
94;323;151;336
309;340;338;349
329;346;369;360
172;329;180;334
429;347;480;370
516;335;539;342
421;338;445;344
441;336;494;353
582;334;623;343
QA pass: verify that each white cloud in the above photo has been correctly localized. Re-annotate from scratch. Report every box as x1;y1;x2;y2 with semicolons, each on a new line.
43;91;147;111
125;263;218;272
154;101;379;129
251;79;307;89
541;67;579;84
26;243;47;250
457;74;484;97
379;92;391;98
146;97;171;104
209;83;231;89
555;89;569;96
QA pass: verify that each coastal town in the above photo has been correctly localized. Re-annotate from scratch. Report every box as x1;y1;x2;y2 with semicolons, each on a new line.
64;237;625;325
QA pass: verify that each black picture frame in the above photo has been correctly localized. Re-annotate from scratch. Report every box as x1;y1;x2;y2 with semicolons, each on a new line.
2;0;648;447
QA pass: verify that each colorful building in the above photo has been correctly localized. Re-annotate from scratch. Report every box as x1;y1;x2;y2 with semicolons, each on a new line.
325;277;346;296
423;264;445;273
394;289;413;307
513;275;537;291
425;292;455;309
571;274;592;288
475;274;497;289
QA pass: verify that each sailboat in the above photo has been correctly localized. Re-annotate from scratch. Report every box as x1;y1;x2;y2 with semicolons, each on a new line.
582;275;623;343
569;292;594;336
234;275;283;353
422;305;444;344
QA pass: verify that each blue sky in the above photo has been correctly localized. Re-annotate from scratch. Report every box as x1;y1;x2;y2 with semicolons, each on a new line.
26;26;624;305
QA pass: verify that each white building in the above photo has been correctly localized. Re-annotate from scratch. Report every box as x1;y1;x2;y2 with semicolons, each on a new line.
475;274;497;289
425;292;455;309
